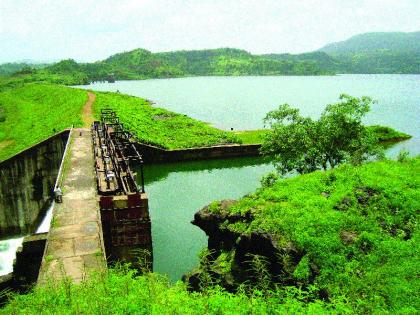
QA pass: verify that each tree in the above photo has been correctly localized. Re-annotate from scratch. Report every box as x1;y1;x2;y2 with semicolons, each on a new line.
261;94;381;175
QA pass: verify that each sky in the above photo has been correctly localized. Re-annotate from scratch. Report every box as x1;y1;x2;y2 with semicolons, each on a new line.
1;0;420;63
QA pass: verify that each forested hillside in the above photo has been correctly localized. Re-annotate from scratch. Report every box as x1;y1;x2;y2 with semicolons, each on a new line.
319;32;420;54
318;32;420;73
0;48;333;85
2;31;420;85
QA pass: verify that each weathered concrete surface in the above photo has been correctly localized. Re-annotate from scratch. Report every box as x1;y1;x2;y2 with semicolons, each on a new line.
135;142;261;164
38;129;106;284
0;131;69;238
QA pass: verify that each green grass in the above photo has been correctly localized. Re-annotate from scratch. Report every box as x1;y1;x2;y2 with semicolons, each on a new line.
230;129;270;144
1;265;352;314
208;157;420;313
232;126;411;145
93;91;241;149
368;125;412;143
0;84;87;161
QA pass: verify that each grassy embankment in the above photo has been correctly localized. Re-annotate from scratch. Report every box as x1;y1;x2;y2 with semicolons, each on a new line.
0;83;241;161
203;157;420;313
0;81;412;162
233;126;411;145
92;91;240;149
1;158;418;314
0;83;87;161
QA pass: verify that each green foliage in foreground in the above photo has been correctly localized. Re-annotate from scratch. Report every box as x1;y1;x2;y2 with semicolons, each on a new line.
209;158;420;313
93;91;240;149
1;265;352;314
0;84;87;161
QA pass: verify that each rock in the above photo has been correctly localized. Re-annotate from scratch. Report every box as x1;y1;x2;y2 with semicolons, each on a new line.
340;231;358;245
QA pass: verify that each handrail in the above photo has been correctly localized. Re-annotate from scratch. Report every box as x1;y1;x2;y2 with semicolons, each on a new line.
53;126;74;191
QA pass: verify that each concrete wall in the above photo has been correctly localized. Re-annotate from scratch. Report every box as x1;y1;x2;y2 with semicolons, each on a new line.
0;233;47;298
100;193;152;271
135;143;261;164
0;131;69;237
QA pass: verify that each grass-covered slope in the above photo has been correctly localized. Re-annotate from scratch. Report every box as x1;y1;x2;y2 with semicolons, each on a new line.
93;91;240;149
205;158;420;313
232;126;411;145
1;267;351;314
0;84;87;161
368;125;412;143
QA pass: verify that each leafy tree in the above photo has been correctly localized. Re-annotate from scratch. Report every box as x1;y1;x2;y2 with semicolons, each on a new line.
261;94;382;175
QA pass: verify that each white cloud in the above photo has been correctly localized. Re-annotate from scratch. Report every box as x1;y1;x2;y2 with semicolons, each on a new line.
1;0;420;62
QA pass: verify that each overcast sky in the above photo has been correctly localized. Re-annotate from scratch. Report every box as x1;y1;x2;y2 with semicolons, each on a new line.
1;0;420;63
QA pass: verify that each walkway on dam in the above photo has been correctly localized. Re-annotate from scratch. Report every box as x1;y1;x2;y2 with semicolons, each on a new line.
38;127;106;284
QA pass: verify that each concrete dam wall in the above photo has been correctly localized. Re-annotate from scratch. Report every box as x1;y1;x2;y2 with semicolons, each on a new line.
0;131;69;237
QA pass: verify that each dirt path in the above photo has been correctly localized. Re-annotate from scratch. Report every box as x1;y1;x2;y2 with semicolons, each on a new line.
82;92;96;127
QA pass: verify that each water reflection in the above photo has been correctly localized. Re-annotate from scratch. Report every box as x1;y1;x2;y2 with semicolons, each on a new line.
137;156;273;281
143;156;272;185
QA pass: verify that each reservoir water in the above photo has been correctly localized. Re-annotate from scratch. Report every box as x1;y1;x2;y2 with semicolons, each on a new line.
78;75;419;280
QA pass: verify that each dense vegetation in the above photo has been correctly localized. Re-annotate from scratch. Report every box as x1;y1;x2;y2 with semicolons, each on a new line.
262;95;382;174
1;264;352;314
193;157;420;313
262;51;341;74
93;91;240;149
0;83;87;161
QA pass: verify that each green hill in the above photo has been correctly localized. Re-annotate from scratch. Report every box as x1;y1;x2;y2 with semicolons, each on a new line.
261;51;341;73
319;32;420;54
9;48;332;85
3;31;420;84
318;32;420;73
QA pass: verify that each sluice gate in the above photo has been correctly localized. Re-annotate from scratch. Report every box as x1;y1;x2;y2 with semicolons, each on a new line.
93;109;152;269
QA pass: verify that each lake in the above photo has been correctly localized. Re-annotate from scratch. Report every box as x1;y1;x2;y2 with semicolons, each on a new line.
78;75;419;280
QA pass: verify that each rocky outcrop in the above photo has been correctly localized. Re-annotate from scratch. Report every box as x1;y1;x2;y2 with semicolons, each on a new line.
186;200;308;292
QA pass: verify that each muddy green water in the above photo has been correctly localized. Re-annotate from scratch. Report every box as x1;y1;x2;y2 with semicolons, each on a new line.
78;75;420;281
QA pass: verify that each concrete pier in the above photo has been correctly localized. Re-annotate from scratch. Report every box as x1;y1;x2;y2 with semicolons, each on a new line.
38;128;106;284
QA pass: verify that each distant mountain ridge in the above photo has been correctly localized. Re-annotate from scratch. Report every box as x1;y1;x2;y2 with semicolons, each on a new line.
318;32;420;54
317;31;420;73
2;31;420;85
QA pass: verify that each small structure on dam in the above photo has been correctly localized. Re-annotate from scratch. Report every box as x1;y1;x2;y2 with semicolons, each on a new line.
93;109;152;270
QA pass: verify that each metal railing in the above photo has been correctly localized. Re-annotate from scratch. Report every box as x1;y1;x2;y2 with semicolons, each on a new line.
94;109;145;195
